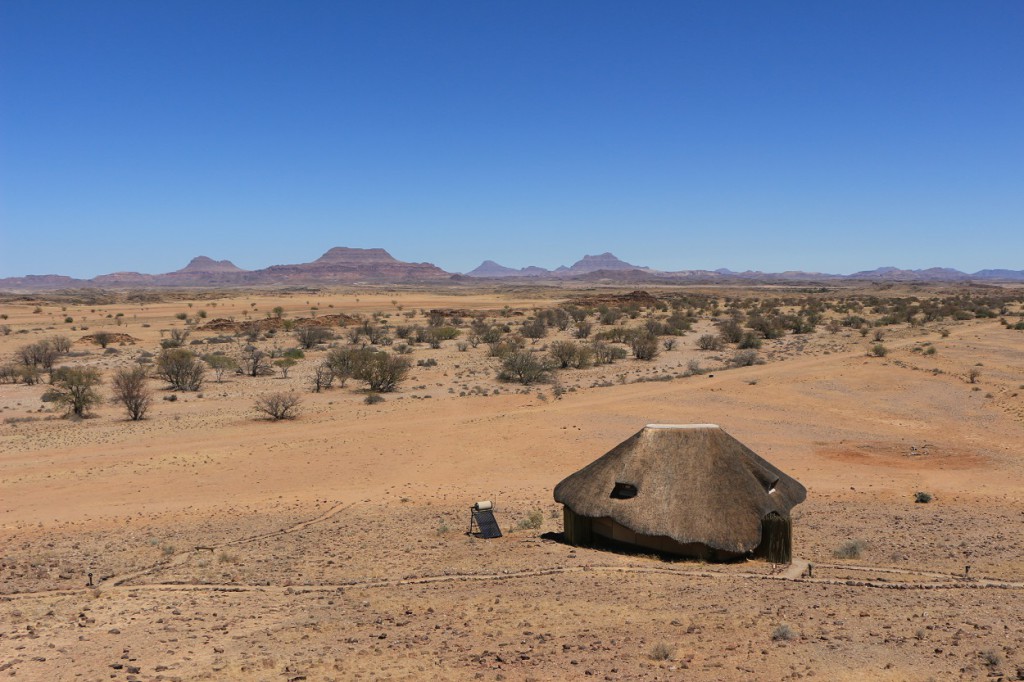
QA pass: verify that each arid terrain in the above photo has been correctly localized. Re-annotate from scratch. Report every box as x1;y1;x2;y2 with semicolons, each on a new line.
1;284;1023;681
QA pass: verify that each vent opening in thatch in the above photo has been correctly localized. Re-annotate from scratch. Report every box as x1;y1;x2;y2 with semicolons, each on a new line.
610;482;638;499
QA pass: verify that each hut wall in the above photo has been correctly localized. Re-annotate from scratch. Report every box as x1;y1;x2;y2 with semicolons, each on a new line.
563;507;593;546
753;512;792;564
590;515;741;561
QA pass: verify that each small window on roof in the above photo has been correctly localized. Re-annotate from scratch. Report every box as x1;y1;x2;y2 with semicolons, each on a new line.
610;482;638;499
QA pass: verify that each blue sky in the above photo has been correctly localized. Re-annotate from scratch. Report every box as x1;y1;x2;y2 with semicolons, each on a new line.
1;1;1022;278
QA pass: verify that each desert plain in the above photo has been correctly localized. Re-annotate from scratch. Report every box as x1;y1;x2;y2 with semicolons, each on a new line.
1;284;1022;681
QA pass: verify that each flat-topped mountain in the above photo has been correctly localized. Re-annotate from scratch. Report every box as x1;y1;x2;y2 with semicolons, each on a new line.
567;252;647;273
177;256;247;273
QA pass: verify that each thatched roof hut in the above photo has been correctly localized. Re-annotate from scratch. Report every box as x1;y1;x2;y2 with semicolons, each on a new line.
553;424;806;562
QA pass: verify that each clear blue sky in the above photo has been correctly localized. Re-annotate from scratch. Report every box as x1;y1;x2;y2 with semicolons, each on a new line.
1;1;1022;278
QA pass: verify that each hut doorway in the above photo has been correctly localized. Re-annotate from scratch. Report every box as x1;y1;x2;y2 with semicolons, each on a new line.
754;512;792;564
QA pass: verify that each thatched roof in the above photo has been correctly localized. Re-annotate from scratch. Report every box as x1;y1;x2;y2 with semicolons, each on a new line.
553;424;806;554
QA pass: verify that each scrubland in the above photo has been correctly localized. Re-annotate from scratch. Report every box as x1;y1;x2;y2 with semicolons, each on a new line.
1;284;1023;680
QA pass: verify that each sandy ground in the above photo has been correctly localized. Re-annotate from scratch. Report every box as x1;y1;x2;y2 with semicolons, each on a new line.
1;286;1023;681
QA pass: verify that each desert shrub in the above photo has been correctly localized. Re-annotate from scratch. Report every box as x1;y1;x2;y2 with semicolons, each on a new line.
237;347;274;377
352;351;410;392
203;353;237;382
417;357;438;367
648;642;674;661
111;366;152;421
591;341;627;365
161;329;190;349
697;334;723;351
574;321;592;339
662;338;677;351
833;539;867;559
253;392;301;420
488;338;524;358
155;349;205;391
295;326;333;349
18;340;59;370
771;624;795;641
630;333;659;360
49;366;102;417
549;341;592;369
364;393;385;405
967;367;981;383
310;363;334;392
49;335;72;354
914;491;933;503
325;347;370;387
737;332;762;349
717;319;744;344
273;357;297;377
0;364;21;384
980;649;1002;667
521;318;547;340
516;509;544;530
730;350;761;367
868;343;887;357
686;358;703;375
498;351;549;385
420;326;459;348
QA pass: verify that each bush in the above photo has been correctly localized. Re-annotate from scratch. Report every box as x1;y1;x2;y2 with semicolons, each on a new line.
868;343;887;357
498;351;549;385
771;624;795;641
630;333;659;361
49;366;102;417
155;349;205;391
833;539;867;559
111;366;152;421
310;363;334;392
516;509;544;530
914;491;933;503
352;351;410;392
237;347;274;377
697;334;723;351
253;392;301;420
730;350;761;367
295;326;333;349
591;341;627;365
648;642;674;661
967;367;981;383
737;332;762;349
549;341;592;369
203;353;238;382
364;393;385;405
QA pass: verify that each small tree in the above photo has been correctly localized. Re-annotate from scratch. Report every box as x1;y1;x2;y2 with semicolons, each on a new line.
237;346;274;377
93;332;113;349
155;348;205;391
111;366;152;420
325;347;372;387
967;367;981;384
310;363;334;392
203;354;237;382
352;351;410;392
274;357;297;378
253;392;301;420
49;366;102;417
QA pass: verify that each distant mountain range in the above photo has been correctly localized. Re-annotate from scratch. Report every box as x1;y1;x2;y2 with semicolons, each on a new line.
0;248;1021;290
